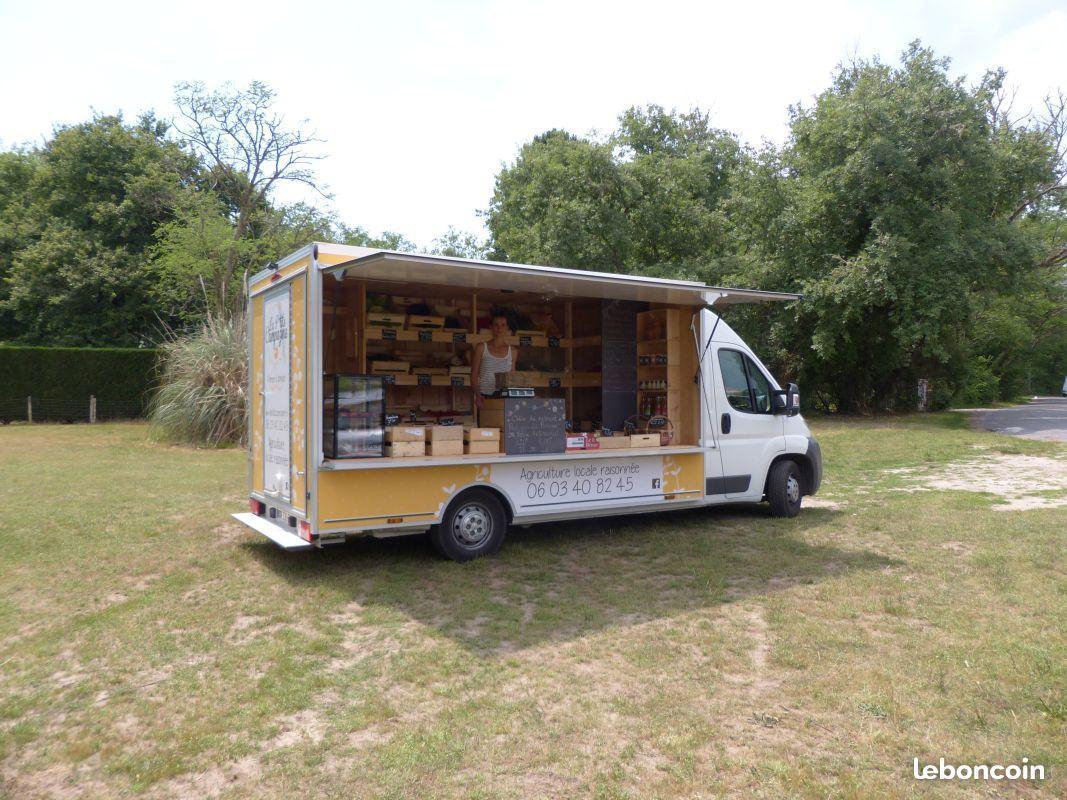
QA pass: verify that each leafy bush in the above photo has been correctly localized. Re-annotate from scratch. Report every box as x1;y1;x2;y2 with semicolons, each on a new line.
148;314;247;446
954;355;1001;407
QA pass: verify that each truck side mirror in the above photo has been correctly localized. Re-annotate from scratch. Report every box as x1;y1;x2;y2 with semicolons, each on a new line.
772;384;801;416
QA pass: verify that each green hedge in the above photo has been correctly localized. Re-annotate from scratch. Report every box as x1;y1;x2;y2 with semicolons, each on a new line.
0;346;159;413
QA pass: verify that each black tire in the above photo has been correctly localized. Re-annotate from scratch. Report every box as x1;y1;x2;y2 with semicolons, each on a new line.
430;490;507;561
767;459;803;518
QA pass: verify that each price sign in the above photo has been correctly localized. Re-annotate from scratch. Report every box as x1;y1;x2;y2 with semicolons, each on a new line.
382;373;396;385
519;335;532;346
649;416;666;427
548;377;561;388
452;332;466;344
548;336;561;348
385;414;400;425
418;330;433;342
417;373;432;386
382;328;397;341
451;376;465;387
439;417;455;426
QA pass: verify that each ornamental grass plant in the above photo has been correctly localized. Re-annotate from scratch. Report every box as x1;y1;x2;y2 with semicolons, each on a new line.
148;313;247;446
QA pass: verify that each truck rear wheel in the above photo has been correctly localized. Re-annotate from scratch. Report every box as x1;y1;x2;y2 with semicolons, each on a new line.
431;490;507;561
767;459;803;518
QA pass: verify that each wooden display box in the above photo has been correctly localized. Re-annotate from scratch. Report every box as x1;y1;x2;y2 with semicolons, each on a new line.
628;433;661;447
367;312;406;329
386;426;425;443
595;434;630;449
371;361;410;374
386;441;425;457
465;440;500;455
428;425;464;442
428;440;463;456
464;427;500;442
406;314;445;329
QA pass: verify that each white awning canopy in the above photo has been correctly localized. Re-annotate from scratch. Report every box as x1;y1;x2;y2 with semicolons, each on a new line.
320;250;800;307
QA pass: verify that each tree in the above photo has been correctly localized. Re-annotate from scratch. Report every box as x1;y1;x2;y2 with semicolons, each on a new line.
724;44;1065;411
429;226;490;259
1;113;196;345
171;81;326;317
486;129;633;271
485;109;742;275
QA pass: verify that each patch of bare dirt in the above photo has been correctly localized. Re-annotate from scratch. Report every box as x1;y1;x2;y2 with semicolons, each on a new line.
890;454;1067;511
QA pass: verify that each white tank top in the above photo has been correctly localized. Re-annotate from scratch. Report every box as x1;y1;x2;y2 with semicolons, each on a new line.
478;342;512;394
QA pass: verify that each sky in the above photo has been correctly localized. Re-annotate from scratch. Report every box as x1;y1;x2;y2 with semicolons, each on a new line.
1;0;1064;247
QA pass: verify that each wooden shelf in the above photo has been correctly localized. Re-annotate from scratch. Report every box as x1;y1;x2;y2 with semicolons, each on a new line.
375;374;471;387
363;328;599;349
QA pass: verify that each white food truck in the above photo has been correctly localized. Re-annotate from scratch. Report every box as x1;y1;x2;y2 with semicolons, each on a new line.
233;243;822;561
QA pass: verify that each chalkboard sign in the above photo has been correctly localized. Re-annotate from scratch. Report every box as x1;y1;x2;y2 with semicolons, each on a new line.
548;377;561;388
503;398;565;455
382;328;397;341
382;373;396;385
548;336;561;348
452;332;467;344
417;373;432;386
519;335;532;346
418;330;433;342
601;300;640;429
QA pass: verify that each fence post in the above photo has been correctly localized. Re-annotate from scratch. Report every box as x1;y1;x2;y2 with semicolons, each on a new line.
89;395;97;424
27;396;32;424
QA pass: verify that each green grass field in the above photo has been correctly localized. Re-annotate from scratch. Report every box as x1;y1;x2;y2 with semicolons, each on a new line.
0;416;1064;799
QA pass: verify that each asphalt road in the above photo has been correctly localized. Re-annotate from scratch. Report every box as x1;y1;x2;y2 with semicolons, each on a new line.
969;396;1067;442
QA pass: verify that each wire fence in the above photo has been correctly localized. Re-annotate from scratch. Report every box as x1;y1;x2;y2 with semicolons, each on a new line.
0;397;146;424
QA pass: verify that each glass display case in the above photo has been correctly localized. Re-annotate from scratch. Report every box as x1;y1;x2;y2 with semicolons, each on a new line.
323;374;386;458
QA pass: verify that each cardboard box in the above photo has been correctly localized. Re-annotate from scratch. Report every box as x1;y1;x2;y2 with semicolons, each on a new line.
465;440;500;455
629;433;660;448
386;426;426;443
428;425;464;442
464;427;500;441
428;440;463;456
386;441;425;457
595;434;630;449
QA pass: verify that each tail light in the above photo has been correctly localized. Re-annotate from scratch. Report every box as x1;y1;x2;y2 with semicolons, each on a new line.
298;520;313;541
249;498;265;515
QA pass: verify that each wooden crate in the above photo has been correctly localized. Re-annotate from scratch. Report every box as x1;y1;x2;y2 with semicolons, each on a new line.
465;440;500;455
385;426;425;443
406;314;445;329
428;425;464;442
386;441;425;457
367;312;406;329
629;433;661;448
595;434;630;449
371;361;410;374
427;440;463;456
464;427;500;442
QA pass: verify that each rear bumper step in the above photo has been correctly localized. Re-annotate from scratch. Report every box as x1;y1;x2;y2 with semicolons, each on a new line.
232;512;314;551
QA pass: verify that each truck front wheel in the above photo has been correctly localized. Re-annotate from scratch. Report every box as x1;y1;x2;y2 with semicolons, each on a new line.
431;490;507;561
767;459;803;518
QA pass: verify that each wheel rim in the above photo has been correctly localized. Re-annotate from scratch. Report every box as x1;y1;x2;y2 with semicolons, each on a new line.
785;474;801;504
452;503;493;548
